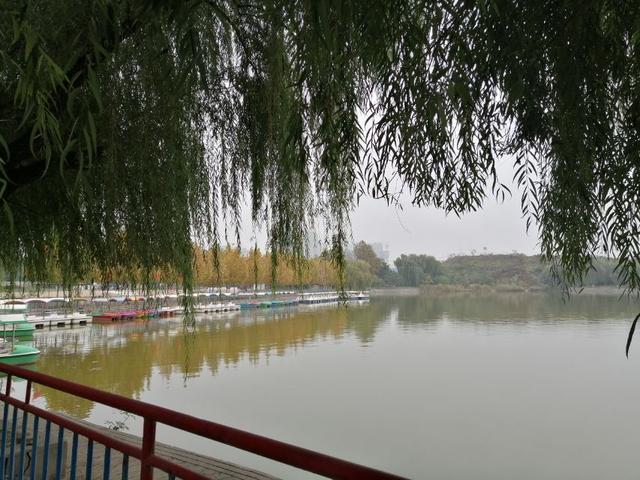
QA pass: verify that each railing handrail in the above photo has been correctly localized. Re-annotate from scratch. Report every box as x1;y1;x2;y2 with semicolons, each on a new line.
0;363;407;480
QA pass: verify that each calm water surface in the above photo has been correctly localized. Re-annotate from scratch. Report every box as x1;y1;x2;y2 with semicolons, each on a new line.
13;293;640;479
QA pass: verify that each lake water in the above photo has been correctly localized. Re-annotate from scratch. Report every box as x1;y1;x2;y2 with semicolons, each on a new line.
14;293;640;479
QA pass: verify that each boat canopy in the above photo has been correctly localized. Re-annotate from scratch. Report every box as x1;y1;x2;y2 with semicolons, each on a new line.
0;303;27;312
11;298;70;304
124;296;146;302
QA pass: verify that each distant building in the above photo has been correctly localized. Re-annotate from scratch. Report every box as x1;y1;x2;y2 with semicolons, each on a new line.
370;243;390;263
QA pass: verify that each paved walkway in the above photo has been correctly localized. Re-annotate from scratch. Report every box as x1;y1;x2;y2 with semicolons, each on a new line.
1;408;278;479
80;423;278;480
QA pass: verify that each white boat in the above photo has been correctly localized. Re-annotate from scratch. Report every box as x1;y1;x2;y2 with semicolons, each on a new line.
0;301;28;322
194;302;240;313
159;306;182;316
347;291;370;302
299;292;340;304
299;291;370;305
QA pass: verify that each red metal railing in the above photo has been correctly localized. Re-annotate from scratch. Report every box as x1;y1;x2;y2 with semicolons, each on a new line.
0;363;407;479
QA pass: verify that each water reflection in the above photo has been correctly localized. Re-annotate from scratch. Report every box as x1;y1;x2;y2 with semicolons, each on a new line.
32;301;394;417
31;294;640;418
21;293;640;479
391;292;640;329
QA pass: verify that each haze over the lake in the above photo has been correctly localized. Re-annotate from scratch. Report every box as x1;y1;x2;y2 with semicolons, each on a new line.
241;157;539;260
351;157;539;260
352;192;537;261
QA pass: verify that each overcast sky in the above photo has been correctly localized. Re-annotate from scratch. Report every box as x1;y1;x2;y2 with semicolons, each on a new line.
351;189;538;261
351;155;539;260
241;157;539;261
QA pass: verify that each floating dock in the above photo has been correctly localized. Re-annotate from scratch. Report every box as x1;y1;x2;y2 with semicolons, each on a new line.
26;313;92;329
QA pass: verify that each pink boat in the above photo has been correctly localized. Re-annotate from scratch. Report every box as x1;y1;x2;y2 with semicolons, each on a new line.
92;312;122;323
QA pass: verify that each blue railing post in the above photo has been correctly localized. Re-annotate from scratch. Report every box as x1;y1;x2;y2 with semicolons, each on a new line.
41;420;51;479
18;411;28;479
0;375;11;479
103;446;111;480
85;438;94;478
121;454;129;480
8;403;19;478
55;425;64;478
29;416;39;480
70;432;79;480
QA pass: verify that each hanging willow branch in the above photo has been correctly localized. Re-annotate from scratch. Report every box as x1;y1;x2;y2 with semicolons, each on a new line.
1;0;640;303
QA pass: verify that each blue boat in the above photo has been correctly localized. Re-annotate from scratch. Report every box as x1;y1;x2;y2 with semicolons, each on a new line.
239;302;258;309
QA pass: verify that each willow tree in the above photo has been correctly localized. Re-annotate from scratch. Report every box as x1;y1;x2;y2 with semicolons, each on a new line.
1;1;640;295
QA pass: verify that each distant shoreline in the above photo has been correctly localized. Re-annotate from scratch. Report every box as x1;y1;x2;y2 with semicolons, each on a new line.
371;285;629;297
371;287;422;296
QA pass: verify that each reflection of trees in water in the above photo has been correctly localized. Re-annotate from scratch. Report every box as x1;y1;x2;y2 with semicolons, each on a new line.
346;301;394;345
391;293;640;328
32;388;94;419
34;324;167;418
394;295;446;328
31;294;638;417
32;304;388;417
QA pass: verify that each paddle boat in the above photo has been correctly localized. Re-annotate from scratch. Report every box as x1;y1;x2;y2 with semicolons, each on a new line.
0;321;40;365
91;312;123;323
158;306;180;317
299;292;340;304
347;290;370;302
0;301;36;338
194;302;240;313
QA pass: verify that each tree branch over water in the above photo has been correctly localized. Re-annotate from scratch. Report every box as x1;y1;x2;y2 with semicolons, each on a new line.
1;0;640;306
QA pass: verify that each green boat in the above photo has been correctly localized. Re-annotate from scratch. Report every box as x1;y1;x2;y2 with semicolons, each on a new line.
0;321;40;365
0;303;40;365
0;343;40;365
0;323;35;338
0;303;35;338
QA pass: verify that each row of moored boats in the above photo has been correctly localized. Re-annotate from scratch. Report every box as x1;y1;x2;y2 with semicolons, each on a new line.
0;291;370;364
94;291;370;319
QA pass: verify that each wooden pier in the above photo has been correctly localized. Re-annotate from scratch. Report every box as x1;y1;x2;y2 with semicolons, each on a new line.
71;418;278;479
